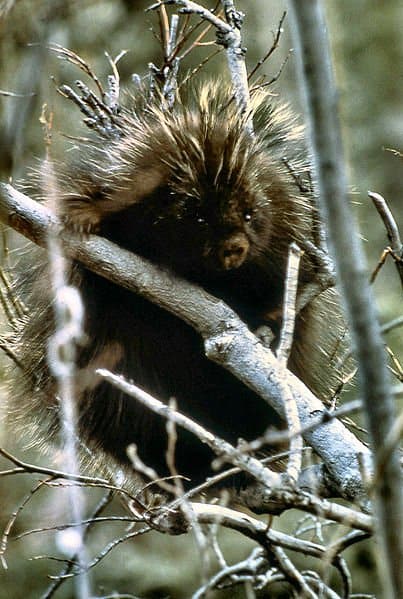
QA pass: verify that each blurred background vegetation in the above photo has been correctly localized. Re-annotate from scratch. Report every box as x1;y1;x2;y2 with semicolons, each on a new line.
0;1;402;597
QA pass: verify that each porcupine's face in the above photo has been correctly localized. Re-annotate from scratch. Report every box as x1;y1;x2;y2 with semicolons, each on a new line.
129;131;276;278
150;179;272;277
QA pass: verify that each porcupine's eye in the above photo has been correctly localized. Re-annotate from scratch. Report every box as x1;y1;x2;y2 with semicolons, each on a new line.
243;211;252;223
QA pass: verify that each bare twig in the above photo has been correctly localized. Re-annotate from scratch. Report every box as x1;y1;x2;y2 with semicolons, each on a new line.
167;13;180;56
248;11;287;82
368;191;403;257
368;191;403;288
370;246;395;284
158;2;171;57
42;491;115;599
48;44;105;98
148;1;231;37
126;444;182;495
57;81;121;139
278;243;303;363
47;526;151;581
148;1;251;126
249;49;293;92
191;501;366;597
104;50;128;111
179;47;222;87
244;399;363;452
0;447;108;485
84;382;375;532
239;481;372;533
0;89;35;99
381;315;403;335
0;479;49;568
192;547;268;598
269;544;317;599
97;369;281;489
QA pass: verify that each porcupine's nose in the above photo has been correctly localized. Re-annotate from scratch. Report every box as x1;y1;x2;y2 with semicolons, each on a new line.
218;233;249;270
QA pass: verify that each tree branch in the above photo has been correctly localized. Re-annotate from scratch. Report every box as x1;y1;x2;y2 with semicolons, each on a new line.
288;2;403;597
0;182;371;505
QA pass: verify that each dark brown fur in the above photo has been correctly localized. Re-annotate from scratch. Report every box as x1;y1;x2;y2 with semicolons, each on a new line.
12;84;349;487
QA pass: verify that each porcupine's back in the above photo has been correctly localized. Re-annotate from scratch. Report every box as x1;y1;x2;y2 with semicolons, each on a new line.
9;83;350;486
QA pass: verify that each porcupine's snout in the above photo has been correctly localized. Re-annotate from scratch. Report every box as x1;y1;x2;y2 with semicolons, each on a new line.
217;232;250;270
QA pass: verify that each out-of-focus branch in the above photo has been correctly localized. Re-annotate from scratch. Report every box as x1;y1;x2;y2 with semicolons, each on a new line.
288;2;403;597
0;182;372;505
381;315;403;335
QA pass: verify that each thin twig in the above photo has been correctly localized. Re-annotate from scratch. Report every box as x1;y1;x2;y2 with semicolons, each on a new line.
41;491;115;599
248;11;287;82
370;247;393;284
48;44;105;99
244;399;363;451
179;48;222;88
0;89;36;98
368;191;403;256
0;447;108;485
0;479;50;568
97;369;282;490
270;544;317;599
368;191;403;288
278;243;304;363
381;315;403;335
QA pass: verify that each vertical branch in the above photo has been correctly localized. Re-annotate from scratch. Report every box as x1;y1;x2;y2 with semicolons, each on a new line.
42;157;91;598
288;2;403;597
219;0;250;119
277;243;304;483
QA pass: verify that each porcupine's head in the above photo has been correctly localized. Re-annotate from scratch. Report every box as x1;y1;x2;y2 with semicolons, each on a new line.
60;83;312;281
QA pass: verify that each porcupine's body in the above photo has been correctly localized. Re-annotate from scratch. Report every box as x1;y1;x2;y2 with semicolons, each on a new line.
13;84;348;487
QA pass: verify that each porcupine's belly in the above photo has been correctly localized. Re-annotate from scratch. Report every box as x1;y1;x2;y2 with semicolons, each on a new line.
77;273;280;483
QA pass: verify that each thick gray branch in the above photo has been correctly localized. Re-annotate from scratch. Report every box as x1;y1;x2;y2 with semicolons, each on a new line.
0;182;371;504
288;2;403;597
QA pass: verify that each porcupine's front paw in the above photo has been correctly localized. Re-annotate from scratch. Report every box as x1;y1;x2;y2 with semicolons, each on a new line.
255;307;283;348
255;325;275;348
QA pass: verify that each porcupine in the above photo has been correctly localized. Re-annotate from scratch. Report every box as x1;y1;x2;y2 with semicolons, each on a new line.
11;82;349;489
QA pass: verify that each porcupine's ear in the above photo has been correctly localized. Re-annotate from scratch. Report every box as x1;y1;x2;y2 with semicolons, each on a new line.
51;162;111;234
45;148;167;235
